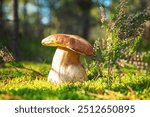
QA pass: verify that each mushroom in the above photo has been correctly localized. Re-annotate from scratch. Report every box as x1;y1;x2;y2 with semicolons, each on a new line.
41;34;93;84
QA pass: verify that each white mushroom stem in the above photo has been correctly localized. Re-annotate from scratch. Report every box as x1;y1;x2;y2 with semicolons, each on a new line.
48;47;87;84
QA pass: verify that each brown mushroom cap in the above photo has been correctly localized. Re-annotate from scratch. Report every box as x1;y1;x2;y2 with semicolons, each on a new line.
41;34;93;56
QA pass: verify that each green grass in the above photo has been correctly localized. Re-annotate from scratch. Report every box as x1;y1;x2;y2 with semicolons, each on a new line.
0;62;149;100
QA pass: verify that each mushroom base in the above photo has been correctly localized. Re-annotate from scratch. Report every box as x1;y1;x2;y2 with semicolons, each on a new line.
48;48;87;84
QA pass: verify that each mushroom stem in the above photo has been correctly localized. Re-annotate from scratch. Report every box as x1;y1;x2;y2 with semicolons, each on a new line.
48;47;87;83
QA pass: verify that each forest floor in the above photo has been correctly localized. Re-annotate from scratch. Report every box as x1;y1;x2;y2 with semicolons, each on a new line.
0;62;150;100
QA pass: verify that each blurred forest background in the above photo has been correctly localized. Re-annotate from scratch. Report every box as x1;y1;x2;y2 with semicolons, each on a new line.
0;0;150;62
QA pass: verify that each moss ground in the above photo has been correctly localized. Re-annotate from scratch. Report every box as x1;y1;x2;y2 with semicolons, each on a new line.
0;62;149;100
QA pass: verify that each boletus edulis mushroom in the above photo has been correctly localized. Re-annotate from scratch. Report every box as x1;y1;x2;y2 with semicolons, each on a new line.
41;34;93;84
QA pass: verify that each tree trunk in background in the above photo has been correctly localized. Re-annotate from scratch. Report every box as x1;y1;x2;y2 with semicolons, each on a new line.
12;0;20;60
77;0;93;39
0;0;3;28
36;0;43;38
23;0;28;37
82;12;90;39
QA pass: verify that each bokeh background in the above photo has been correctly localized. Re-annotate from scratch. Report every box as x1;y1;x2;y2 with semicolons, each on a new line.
0;0;150;63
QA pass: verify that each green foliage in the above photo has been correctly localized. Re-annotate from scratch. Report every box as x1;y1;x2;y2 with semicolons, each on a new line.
86;0;150;81
0;62;150;100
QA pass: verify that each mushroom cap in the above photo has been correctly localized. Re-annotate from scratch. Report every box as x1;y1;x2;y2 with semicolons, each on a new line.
41;34;93;56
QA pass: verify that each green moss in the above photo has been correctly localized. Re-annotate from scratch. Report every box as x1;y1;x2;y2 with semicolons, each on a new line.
0;62;149;100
